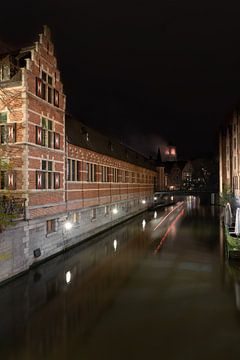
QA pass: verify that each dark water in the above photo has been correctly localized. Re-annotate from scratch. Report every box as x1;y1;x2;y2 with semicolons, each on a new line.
1;196;240;360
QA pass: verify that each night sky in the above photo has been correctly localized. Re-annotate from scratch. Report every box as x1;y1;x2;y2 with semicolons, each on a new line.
1;0;240;159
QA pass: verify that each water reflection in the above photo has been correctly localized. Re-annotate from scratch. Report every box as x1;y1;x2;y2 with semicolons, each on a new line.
1;198;240;360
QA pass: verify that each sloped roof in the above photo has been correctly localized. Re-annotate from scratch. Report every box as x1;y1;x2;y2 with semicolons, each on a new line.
66;115;156;171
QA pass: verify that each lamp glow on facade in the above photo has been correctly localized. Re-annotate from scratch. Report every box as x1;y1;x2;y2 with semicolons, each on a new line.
142;199;146;205
64;221;73;231
112;207;118;215
154;196;157;201
154;211;157;219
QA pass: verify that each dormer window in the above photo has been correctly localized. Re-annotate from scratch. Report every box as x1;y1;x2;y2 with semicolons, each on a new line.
108;141;113;151
0;65;10;81
81;127;89;141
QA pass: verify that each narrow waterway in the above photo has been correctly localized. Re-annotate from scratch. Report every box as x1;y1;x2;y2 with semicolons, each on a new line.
1;196;240;360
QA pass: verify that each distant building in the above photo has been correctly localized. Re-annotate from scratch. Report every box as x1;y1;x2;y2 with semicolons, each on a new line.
219;109;238;202
163;145;177;162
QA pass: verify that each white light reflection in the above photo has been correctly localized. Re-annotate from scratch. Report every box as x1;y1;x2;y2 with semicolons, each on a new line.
154;196;157;201
66;271;71;284
142;219;146;230
186;195;197;210
154;211;157;219
113;239;118;251
142;199;146;204
112;207;118;215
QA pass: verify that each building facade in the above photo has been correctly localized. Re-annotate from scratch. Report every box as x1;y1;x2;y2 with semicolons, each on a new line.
219;109;239;202
0;26;157;283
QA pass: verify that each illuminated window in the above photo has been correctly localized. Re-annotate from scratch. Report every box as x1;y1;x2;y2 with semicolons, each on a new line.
67;159;81;181
36;117;60;149
86;163;97;182
36;160;60;189
46;219;56;234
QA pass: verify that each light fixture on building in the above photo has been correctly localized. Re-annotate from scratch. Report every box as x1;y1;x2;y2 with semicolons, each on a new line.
154;196;157;201
171;196;174;201
142;199;146;205
66;271;71;284
154;211;157;219
64;221;73;231
112;207;118;215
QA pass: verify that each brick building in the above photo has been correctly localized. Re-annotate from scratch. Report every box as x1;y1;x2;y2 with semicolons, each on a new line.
0;26;157;282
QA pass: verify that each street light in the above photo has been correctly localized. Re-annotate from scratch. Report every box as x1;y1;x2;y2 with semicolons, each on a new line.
142;199;146;205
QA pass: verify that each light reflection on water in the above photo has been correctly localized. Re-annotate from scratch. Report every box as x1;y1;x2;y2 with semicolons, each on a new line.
0;196;240;360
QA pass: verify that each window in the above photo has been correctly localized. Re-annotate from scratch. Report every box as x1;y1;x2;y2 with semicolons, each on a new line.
91;208;96;220
0;171;16;190
67;159;81;181
0;112;16;144
36;117;60;149
36;160;60;189
233;176;238;190
46;219;56;234
0;112;7;123
101;166;108;182
86;163;97;182
73;211;80;223
234;138;237;150
132;172;135;183
0;65;10;81
35;71;59;107
113;168;119;183
0;124;16;144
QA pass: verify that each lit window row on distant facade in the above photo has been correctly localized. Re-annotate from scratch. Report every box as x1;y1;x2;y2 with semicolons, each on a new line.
67;159;155;184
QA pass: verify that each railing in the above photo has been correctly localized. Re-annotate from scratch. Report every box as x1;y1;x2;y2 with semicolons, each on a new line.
0;197;26;220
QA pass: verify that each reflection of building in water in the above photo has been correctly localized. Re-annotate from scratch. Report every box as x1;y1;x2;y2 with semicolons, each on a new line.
223;261;240;312
186;196;199;212
0;220;149;359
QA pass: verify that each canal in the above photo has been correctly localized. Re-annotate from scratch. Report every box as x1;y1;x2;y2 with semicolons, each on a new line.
1;196;240;360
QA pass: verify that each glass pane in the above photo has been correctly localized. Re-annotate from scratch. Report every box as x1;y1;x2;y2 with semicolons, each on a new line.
0;112;7;123
42;71;47;81
48;87;52;103
48;120;53;130
48;75;52;85
42;117;47;129
42;160;47;171
48;172;52;189
48;131;52;147
48;161;53;171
